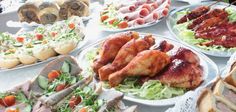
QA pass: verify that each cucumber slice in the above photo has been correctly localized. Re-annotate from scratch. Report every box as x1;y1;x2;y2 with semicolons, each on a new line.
61;60;71;73
37;75;48;90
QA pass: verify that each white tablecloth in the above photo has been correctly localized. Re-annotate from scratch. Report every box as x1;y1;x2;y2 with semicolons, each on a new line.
0;1;229;112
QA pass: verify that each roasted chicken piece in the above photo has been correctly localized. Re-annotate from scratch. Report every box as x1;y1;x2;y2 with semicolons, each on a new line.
108;50;170;87
140;47;203;89
157;59;203;89
98;35;155;81
92;31;139;74
154;40;174;52
170;47;200;65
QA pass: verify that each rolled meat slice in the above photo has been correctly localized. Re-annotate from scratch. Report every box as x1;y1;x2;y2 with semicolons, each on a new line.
124;8;149;21
162;7;169;17
144;12;159;23
128;18;145;27
38;2;60;24
17;2;41;23
118;5;136;13
59;0;89;20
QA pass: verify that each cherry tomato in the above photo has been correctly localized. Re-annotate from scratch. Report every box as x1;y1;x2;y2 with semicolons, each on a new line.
36;34;43;40
1;95;16;107
108;19;117;25
69;95;82;109
48;70;60;81
69;23;75;29
79;107;87;112
16;37;24;43
6;108;20;112
55;84;68;92
51;32;57;37
117;21;128;29
100;15;109;22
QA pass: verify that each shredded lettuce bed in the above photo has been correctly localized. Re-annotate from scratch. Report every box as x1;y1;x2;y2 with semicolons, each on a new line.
104;78;185;100
173;8;236;52
85;49;185;100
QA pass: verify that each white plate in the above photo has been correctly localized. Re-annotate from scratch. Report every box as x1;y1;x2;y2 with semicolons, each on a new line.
99;0;169;32
0;35;88;73
166;2;236;57
77;33;219;106
6;2;101;30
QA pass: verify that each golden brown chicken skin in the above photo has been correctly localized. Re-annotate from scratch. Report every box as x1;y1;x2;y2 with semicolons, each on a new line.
108;50;170;87
92;31;139;74
98;35;155;81
157;59;203;89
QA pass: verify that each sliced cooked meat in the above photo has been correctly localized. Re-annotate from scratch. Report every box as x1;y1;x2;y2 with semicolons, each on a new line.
177;6;210;24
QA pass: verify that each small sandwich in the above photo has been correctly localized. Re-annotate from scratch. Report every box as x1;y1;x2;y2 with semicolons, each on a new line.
225;66;236;87
197;79;236;112
213;79;236;110
33;44;57;61
17;47;38;65
0;53;20;69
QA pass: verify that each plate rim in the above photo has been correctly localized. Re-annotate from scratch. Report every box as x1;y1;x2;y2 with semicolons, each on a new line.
76;32;219;106
166;1;236;57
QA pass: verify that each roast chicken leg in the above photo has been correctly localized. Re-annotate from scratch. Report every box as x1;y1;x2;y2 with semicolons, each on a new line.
98;35;155;81
157;59;203;89
108;50;170;87
92;31;139;74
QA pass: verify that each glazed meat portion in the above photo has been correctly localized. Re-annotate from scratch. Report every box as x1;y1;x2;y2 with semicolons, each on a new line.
92;31;139;74
140;47;203;89
157;59;203;89
188;9;227;29
177;6;210;24
170;47;200;65
154;40;174;52
108;50;170;87
201;36;236;48
98;35;155;81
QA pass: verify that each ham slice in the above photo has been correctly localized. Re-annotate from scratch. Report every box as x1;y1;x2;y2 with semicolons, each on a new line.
124;8;150;20
128;18;145;27
144;12;159;23
118;5;136;13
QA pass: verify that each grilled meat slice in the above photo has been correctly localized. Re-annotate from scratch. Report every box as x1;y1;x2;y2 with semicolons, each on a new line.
177;6;210;24
201;36;236;48
195;16;228;32
195;22;236;40
187;9;226;29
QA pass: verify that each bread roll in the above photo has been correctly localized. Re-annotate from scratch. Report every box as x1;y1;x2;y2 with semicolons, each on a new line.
17;0;43;23
52;39;78;55
0;54;20;69
33;45;57;61
17;48;38;65
59;0;89;20
38;2;60;24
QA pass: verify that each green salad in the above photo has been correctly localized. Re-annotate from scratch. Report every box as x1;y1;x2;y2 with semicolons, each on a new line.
85;48;185;100
57;87;104;112
173;8;236;52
